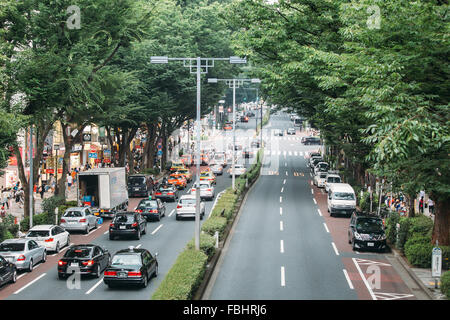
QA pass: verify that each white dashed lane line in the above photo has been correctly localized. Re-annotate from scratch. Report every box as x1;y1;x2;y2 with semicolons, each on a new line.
151;224;164;235
343;269;354;290
14;273;47;295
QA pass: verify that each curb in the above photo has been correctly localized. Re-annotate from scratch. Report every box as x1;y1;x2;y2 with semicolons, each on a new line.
390;247;436;300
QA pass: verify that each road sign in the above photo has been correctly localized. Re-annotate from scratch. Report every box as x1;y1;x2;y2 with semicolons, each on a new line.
432;247;442;278
157;150;163;157
88;152;97;159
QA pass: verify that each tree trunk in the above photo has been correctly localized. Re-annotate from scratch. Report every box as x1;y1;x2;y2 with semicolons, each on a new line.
431;195;450;246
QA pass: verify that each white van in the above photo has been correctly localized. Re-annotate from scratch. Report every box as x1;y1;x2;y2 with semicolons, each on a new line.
327;183;356;217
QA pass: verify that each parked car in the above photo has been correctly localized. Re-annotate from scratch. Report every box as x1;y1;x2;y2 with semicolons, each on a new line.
103;247;158;288
127;174;155;198
0;239;46;272
25;225;70;253
109;212;147;240
301;136;321;145
154;184;179;202
57;244;111;279
191;181;215;201
0;256;16;287
314;162;329;175
287;128;296;135
135;198;166;221
60;207;99;234
313;172;328;188
176;195;205;220
324;173;342;193
327;183;357;217
348;212;387;252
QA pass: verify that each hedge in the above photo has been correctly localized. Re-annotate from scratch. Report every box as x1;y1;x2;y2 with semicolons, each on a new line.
441;271;450;299
201;216;228;239
404;235;434;268
151;249;208;300
187;233;217;259
0;214;19;242
19;201;78;232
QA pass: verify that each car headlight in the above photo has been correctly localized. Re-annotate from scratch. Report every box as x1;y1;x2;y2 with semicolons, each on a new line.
354;232;362;240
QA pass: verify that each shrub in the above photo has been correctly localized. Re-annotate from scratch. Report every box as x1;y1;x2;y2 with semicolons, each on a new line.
385;211;400;244
441;271;450;299
397;217;411;252
152;249;208;300
187;233;216;259
201;216;228;239
408;215;433;239
404;235;433;268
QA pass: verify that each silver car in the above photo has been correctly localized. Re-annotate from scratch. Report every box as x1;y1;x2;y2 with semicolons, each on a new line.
176;195;205;220
0;239;46;272
191;181;215;201
60;207;99;234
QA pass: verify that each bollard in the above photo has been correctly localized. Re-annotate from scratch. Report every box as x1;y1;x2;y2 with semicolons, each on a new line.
214;231;219;249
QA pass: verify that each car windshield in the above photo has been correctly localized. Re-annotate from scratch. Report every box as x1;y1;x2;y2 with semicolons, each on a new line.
319;173;327;178
180;199;196;205
0;243;25;252
128;177;145;185
356;218;384;233
115;215;134;223
159;186;174;191
27;230;50;237
63;210;83;218
65;247;92;258
138;200;158;208
333;192;355;200
111;254;141;266
328;177;341;183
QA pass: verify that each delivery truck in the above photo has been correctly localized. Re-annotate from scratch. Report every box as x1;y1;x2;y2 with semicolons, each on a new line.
77;168;128;218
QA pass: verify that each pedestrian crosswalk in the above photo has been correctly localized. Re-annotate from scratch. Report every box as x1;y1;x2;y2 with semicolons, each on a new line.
264;150;304;157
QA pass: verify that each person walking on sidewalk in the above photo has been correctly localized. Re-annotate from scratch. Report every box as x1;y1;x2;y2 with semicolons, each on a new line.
419;196;424;214
1;187;9;209
67;173;73;191
428;198;434;215
0;205;6;219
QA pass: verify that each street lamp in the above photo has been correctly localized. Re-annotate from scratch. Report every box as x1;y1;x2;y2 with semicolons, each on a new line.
207;78;261;191
151;56;246;251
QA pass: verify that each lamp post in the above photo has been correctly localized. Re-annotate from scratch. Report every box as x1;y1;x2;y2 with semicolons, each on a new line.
208;78;261;191
151;56;246;250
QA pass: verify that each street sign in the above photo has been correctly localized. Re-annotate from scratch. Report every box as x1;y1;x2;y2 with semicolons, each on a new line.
432;247;442;278
54;144;60;151
88;152;97;159
157;150;163;157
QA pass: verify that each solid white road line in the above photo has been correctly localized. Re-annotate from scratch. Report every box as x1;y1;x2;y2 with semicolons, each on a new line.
323;223;330;233
280;221;284;231
168;209;175;217
151;224;164;235
343;269;354;290
352;258;377;300
85;277;104;295
331;242;339;256
281;267;286;287
17;273;26;280
14;273;46;295
317;209;322;216
280;240;284;253
313;198;317;205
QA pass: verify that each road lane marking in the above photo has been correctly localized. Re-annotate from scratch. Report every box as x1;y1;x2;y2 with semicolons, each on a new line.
313;198;317;205
317;209;322;216
135;244;142;248
104;230;109;235
280;207;283;216
281;187;284;193
280;240;284;253
151;224;164;235
343;269;354;290
85;277;104;295
285;171;288;176
283;179;286;184
323;223;330;233
331;242;339;256
311;189;314;195
352;258;377;300
280;196;282;203
281;267;286;287
14;273;47;295
17;273;26;280
168;209;175;217
280;221;284;231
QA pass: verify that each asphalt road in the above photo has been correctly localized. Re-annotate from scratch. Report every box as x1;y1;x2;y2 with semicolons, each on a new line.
1;113;260;300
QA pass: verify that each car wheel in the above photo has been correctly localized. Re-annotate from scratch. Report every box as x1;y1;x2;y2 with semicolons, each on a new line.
28;259;33;272
141;273;148;288
109;234;114;240
58;273;66;280
10;269;17;283
176;215;180;221
157;214;161;222
95;264;101;278
66;235;70;247
136;229;141;240
84;226;89;234
42;250;47;263
55;242;60;253
351;239;357;251
153;264;158;278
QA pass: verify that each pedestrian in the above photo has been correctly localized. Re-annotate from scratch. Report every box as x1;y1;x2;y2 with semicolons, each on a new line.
67;173;73;191
419;196;424;214
1;187;9;209
39;184;45;199
0;205;6;219
428;198;434;215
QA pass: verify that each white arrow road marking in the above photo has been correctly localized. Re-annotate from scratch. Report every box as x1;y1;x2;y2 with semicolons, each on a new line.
352;257;377;300
14;273;47;295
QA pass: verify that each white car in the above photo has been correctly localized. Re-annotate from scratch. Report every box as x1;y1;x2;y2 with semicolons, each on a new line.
176;195;205;220
25;225;70;253
314;172;328;188
60;207;99;234
211;164;224;175
228;164;246;177
325;174;342;193
191;181;215;200
314;162;329;175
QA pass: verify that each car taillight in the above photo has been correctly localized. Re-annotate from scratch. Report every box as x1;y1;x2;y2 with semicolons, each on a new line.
17;255;26;261
150;210;158;213
45;238;54;242
60;218;66;223
155;192;162;195
58;260;67;266
132;222;138;227
135;209;143;213
167;192;174;195
82;260;94;266
79;218;87;223
110;223;115;228
104;271;117;277
128;271;142;277
207;189;212;192
177;205;182;209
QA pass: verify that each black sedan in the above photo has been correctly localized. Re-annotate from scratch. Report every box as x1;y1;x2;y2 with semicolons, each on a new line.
57;244;111;279
135;198;166;221
109;212;147;240
154;185;179;202
0;256;16;287
103;247;158;288
348;212;387;252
